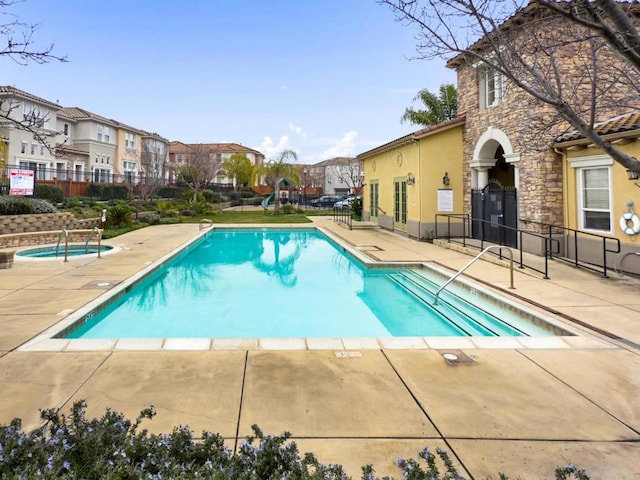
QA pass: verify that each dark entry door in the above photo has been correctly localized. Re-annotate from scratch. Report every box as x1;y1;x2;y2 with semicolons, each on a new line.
471;186;518;247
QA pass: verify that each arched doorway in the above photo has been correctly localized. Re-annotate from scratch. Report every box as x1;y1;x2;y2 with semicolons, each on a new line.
470;129;518;247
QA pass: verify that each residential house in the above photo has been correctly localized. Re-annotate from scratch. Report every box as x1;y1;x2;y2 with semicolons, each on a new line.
314;157;363;196
358;116;465;239
57;107;118;183
140;132;169;181
113;122;144;184
0;86;62;180
169;142;265;188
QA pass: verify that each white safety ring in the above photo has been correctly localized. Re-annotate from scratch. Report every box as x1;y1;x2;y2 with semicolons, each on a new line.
619;213;640;235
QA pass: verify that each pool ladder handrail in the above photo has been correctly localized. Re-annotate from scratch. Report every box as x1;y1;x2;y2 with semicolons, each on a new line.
433;245;515;305
85;227;103;258
199;218;213;231
56;229;69;262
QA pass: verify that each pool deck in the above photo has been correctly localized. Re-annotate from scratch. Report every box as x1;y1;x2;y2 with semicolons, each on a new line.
1;218;639;479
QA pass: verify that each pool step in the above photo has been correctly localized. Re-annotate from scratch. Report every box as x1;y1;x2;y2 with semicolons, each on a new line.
388;270;526;337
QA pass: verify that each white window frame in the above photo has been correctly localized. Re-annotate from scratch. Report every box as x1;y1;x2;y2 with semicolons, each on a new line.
97;124;103;142
479;65;506;110
570;155;613;234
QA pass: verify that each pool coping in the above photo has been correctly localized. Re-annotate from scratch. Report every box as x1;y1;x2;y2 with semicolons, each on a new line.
17;225;620;352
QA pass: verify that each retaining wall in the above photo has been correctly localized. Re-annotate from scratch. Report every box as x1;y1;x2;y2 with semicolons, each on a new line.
0;213;98;236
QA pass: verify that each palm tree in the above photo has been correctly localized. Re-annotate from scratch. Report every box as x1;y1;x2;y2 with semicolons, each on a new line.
401;83;457;127
259;149;300;214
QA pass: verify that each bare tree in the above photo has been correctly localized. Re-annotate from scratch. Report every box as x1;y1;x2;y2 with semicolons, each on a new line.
0;1;68;153
176;144;216;203
379;0;640;171
329;158;364;194
138;138;168;201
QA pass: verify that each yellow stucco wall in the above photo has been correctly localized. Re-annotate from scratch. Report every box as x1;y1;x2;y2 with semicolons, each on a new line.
360;124;464;238
564;145;640;245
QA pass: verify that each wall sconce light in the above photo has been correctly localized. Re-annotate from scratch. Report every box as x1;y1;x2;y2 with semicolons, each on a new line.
442;172;450;186
627;168;640;180
406;172;415;185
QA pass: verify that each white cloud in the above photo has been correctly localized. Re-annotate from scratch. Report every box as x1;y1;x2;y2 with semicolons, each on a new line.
288;122;308;138
260;135;292;159
321;130;358;159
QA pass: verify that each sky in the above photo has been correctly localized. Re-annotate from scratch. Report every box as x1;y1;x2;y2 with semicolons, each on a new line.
1;0;454;163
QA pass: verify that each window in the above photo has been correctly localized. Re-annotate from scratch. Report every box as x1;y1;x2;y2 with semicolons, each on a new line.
20;142;27;154
578;166;611;232
480;66;505;109
97;125;103;142
40;145;45;156
104;127;111;143
125;132;136;149
30;143;36;155
93;168;111;183
63;124;69;136
22;102;46;127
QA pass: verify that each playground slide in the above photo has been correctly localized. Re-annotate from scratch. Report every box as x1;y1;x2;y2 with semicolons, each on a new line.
261;193;275;210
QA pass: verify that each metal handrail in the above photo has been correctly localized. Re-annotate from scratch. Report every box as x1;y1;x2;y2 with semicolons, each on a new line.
84;227;103;258
56;229;69;262
434;245;515;305
333;206;352;230
199;218;213;231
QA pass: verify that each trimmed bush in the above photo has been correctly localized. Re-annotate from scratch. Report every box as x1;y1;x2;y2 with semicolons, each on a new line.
35;184;64;204
88;183;129;201
0;195;58;215
31;199;59;214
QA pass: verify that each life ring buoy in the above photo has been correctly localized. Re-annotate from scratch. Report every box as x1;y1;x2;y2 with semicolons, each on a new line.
619;213;640;235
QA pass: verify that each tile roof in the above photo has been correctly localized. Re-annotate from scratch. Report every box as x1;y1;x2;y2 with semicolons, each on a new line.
554;110;640;144
0;85;60;109
169;141;264;156
57;107;118;126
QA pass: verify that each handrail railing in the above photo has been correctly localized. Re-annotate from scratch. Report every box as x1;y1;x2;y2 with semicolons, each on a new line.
520;219;621;278
434;246;515;305
435;214;559;279
85;227;103;258
333;206;352;230
56;229;69;262
199;218;213;231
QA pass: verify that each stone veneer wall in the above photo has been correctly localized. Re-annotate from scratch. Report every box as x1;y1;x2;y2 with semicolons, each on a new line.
0;213;99;236
0;229;100;249
457;64;565;226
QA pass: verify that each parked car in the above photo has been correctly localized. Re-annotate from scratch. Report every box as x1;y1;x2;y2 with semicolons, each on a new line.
309;195;342;208
334;195;361;209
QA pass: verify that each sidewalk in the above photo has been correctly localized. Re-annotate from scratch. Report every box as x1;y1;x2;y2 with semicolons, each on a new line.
0;220;638;479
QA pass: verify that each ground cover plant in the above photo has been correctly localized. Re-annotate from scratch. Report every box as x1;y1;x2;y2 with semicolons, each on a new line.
0;401;591;480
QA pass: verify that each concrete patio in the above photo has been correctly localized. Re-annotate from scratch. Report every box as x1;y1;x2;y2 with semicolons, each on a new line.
0;218;638;479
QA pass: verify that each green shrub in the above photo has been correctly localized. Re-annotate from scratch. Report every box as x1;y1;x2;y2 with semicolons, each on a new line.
157;186;184;199
0;400;591;480
35;184;64;204
351;197;363;219
0;195;32;214
280;204;297;214
202;190;224;203
240;190;255;198
31;199;58;214
88;183;129;201
252;197;264;206
137;212;161;225
180;209;195;217
106;203;134;228
65;196;83;208
0;195;58;215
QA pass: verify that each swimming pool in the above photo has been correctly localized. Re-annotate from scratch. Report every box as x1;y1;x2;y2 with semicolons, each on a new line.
58;228;566;339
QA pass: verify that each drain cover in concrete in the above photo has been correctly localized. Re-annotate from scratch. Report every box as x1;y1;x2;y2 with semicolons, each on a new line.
438;350;476;366
356;245;383;251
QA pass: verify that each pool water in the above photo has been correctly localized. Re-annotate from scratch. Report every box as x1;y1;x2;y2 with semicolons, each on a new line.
64;229;556;339
17;244;113;258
